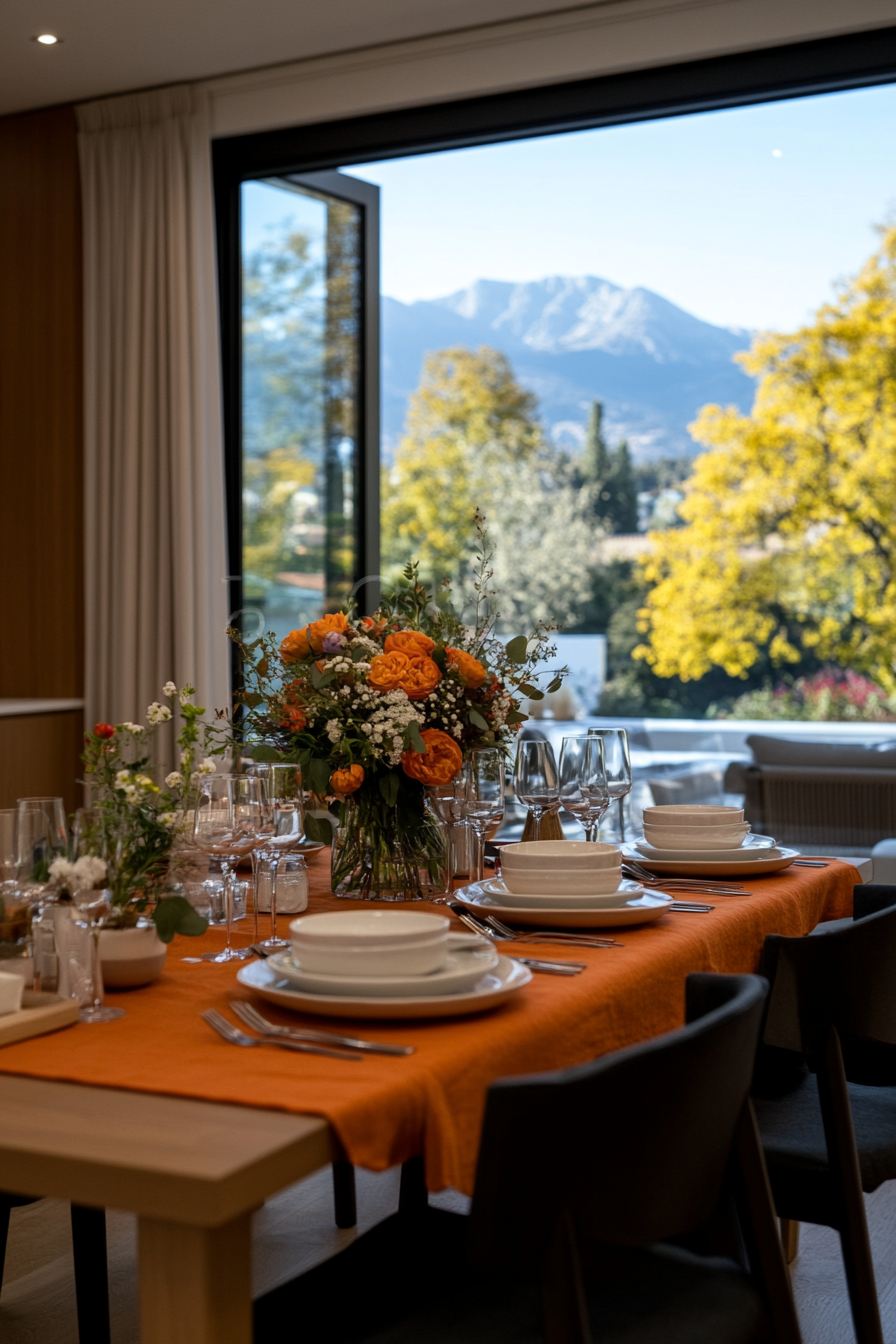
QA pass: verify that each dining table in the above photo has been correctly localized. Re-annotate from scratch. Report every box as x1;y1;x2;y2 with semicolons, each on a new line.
0;851;862;1344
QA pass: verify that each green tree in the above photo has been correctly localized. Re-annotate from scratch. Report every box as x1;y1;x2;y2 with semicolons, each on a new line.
580;400;639;534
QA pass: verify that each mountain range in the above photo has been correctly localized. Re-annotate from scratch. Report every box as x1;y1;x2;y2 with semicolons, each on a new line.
382;276;756;461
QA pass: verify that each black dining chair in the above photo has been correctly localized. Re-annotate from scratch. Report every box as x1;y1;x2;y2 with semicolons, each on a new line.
0;1194;110;1344
752;895;896;1344
257;972;799;1344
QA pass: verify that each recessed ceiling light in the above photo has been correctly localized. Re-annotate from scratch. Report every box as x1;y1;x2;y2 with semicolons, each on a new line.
35;33;60;44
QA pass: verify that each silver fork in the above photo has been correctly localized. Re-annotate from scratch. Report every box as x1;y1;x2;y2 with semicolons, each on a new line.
622;861;748;894
230;1001;415;1055
201;1009;363;1060
452;905;620;950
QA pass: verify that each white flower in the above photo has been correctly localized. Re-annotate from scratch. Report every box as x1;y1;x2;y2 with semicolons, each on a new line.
163;681;178;697
179;689;192;706
147;702;172;725
123;784;139;803
165;771;184;788
158;811;180;828
72;855;107;889
115;769;132;789
119;721;144;734
196;758;216;775
49;857;76;883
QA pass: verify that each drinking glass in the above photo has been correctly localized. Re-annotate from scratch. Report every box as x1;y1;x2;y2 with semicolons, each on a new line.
587;729;632;841
514;740;559;841
70;888;125;1023
192;776;266;962
72;807;107;862
0;810;18;882
17;797;68;871
427;776;470;897
461;749;506;883
249;764;304;952
559;735;610;842
13;808;49;884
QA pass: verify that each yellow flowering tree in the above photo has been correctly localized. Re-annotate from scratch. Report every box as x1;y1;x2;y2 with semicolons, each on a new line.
636;227;896;692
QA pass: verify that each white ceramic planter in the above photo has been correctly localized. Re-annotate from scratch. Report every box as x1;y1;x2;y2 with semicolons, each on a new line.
98;923;167;988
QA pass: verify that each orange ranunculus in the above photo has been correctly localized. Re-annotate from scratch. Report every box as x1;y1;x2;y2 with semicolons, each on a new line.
93;722;115;739
331;764;364;795
308;611;351;653
280;627;311;663
368;651;442;700
401;729;463;786
384;630;435;657
361;615;388;635
446;647;487;689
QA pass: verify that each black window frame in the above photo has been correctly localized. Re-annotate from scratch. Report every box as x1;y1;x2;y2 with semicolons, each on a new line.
213;22;896;640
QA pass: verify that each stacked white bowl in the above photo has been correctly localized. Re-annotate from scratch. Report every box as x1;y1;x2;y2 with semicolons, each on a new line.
500;840;624;900
641;805;749;852
289;910;451;977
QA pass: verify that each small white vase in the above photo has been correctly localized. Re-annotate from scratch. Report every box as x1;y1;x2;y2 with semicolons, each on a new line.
98;922;167;988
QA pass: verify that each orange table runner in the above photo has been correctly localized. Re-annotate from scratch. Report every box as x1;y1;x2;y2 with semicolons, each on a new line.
0;855;858;1195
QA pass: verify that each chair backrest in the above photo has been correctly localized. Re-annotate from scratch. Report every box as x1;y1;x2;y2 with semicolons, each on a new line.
467;972;767;1273
761;903;896;1062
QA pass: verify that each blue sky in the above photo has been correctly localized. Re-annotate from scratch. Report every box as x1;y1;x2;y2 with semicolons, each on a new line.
349;84;896;332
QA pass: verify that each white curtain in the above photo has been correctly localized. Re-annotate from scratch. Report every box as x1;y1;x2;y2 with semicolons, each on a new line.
78;85;230;734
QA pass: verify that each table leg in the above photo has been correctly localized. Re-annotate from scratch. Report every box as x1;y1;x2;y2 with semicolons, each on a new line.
138;1211;253;1344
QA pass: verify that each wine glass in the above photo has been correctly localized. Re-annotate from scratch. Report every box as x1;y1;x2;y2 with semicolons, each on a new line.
250;764;304;952
514;740;559;841
13;808;49;884
461;749;505;884
71;887;125;1023
192;776;266;962
0;809;20;883
559;735;610;842
587;729;632;841
17;797;67;878
427;776;469;898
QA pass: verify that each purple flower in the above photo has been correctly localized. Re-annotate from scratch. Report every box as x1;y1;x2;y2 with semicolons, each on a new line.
322;631;345;653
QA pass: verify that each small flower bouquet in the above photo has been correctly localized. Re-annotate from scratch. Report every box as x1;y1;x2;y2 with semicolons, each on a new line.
79;683;215;941
232;520;564;900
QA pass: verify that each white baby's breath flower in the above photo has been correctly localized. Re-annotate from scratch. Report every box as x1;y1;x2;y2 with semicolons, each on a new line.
165;771;184;788
49;857;76;883
163;681;178;697
147;702;172;725
196;758;216;775
72;855;107;889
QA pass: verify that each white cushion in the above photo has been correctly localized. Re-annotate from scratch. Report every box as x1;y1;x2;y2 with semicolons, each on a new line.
747;735;896;769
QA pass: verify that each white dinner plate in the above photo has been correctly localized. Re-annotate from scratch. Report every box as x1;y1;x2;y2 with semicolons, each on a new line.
481;877;643;909
455;883;674;927
237;952;532;1019
635;835;778;862
267;935;498;997
622;843;799;877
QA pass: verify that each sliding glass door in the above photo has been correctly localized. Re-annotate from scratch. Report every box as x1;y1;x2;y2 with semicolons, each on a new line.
236;171;379;642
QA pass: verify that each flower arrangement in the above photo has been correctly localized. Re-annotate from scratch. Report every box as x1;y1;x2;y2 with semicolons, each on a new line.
716;666;896;723
79;683;214;940
232;518;565;899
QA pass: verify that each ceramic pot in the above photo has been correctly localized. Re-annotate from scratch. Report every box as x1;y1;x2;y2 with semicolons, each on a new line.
98;922;167;988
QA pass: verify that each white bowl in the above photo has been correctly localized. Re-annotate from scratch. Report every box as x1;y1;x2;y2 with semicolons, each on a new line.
641;827;749;851
501;841;621;871
641;805;744;827
502;866;622;896
290;910;449;976
492;880;642;909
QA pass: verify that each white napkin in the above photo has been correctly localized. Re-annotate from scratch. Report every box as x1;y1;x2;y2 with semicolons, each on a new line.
0;970;25;1015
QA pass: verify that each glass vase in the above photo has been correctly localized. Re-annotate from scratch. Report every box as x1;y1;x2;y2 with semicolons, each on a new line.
331;788;448;902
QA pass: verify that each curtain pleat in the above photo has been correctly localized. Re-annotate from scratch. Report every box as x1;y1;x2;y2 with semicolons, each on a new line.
78;86;230;740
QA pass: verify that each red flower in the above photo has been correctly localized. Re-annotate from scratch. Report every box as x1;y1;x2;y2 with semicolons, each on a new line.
94;723;115;739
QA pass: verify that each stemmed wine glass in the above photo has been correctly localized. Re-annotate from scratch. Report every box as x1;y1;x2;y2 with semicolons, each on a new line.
587;728;632;841
17;797;67;878
192;776;267;962
514;740;560;841
250;764;305;952
559;735;610;843
461;749;506;883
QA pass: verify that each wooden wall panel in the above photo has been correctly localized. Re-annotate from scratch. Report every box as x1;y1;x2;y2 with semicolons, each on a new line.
0;106;83;699
0;712;84;815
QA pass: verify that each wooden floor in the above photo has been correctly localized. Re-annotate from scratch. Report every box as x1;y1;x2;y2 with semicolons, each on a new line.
1;1166;895;1342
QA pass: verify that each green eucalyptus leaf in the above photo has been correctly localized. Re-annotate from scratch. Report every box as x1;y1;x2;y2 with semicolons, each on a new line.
432;646;447;672
246;743;280;762
505;710;529;724
242;692;264;709
308;758;332;794
310;664;324;688
526;689;545;701
351;644;367;662
505;635;528;664
518;683;539;697
408;721;427;754
546;677;563;694
468;709;490;730
378;772;400;807
304;813;335;845
152;895;208;944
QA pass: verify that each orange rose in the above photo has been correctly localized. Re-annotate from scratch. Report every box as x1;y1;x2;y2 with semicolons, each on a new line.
280;627;311;663
94;722;115;739
384;630;435;657
331;764;364;795
401;729;463;786
368;651;442;700
282;706;307;733
308;611;351;653
361;615;388;635
446;647;487;689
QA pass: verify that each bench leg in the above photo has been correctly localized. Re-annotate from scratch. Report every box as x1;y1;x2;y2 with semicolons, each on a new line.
399;1155;428;1214
71;1204;111;1344
332;1160;357;1229
138;1212;252;1344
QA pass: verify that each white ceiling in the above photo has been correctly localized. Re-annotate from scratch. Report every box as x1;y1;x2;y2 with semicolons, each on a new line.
1;0;589;116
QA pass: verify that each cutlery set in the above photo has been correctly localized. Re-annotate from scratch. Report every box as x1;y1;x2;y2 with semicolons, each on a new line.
202;1004;415;1059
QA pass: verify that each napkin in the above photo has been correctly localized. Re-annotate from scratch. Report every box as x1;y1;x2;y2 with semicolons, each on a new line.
0;970;25;1015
